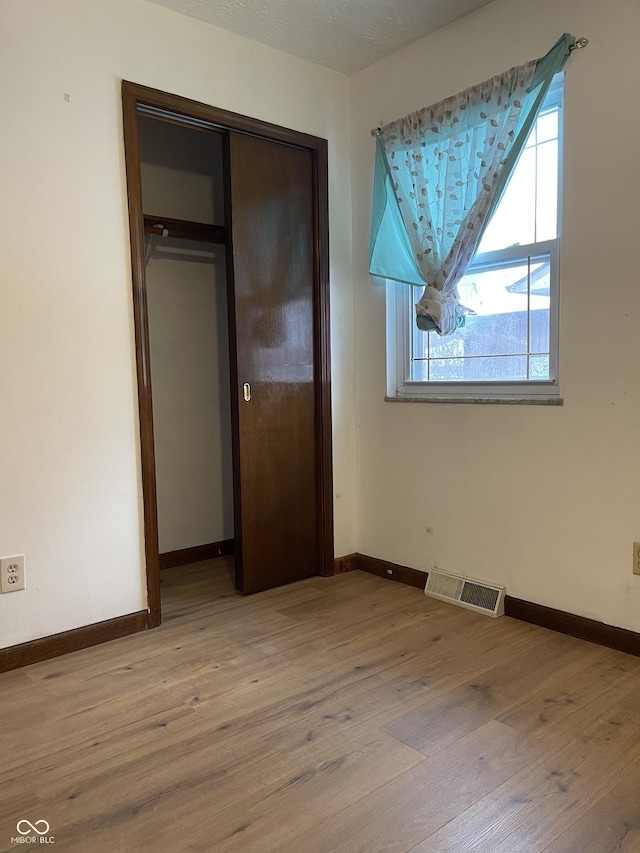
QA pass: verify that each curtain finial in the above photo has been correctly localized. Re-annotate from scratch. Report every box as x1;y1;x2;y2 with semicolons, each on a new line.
569;36;589;51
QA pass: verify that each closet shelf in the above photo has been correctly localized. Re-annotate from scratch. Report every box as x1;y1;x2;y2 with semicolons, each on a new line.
143;214;226;244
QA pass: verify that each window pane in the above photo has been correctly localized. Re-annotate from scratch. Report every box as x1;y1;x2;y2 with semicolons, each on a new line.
536;140;558;242
477;147;536;253
409;255;552;383
529;260;551;353
429;355;528;382
410;359;429;381
529;354;549;379
536;110;558;143
443;261;531;357
427;357;465;381
476;104;560;255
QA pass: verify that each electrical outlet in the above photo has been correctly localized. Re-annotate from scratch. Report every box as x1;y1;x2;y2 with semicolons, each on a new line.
0;555;26;593
634;543;640;576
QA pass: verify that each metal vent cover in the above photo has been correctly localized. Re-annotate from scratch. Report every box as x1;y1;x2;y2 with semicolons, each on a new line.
425;569;505;618
426;571;463;601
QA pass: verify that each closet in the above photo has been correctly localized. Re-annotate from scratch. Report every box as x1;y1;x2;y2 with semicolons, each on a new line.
122;82;334;627
138;118;233;571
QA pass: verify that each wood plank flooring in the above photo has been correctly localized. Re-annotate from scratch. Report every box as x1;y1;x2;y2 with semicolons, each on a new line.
1;560;640;852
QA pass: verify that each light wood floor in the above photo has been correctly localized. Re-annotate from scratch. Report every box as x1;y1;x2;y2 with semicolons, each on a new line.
2;560;640;852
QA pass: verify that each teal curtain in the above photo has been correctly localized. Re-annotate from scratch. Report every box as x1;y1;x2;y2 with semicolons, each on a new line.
369;34;573;335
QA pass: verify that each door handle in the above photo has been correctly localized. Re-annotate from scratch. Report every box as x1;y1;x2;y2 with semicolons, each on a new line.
243;382;251;402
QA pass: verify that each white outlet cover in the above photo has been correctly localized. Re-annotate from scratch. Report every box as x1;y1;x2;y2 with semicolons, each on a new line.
0;555;26;593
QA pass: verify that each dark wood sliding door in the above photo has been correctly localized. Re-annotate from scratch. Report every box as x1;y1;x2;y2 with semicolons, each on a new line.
226;133;318;594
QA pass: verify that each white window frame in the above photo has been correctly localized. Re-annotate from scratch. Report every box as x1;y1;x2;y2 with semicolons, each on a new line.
387;77;564;402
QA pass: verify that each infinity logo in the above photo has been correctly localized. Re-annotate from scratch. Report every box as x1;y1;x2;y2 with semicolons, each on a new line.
16;820;50;836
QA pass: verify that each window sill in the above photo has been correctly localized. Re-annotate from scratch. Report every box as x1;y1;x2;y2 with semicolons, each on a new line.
385;395;563;406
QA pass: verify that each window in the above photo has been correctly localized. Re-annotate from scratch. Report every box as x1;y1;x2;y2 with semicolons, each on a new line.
389;76;563;400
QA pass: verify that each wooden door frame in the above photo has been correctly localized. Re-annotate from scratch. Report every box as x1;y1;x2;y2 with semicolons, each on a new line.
121;81;334;628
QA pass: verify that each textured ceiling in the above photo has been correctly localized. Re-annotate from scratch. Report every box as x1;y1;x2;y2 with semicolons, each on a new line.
143;0;496;74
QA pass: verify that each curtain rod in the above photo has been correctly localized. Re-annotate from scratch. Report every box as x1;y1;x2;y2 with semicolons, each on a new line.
369;36;589;136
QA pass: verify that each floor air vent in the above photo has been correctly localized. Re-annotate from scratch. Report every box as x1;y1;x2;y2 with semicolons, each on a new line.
425;569;505;618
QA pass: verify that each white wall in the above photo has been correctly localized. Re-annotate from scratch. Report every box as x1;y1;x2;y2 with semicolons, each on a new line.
0;0;355;647
350;0;640;630
146;245;233;552
147;245;233;555
138;117;226;225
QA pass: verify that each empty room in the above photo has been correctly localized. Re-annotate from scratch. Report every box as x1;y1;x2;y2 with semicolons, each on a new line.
1;0;639;850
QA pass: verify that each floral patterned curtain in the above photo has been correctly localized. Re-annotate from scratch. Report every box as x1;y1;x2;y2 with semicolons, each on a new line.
369;34;574;335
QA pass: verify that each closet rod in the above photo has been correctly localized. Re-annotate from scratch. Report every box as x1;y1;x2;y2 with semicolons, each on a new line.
143;214;226;244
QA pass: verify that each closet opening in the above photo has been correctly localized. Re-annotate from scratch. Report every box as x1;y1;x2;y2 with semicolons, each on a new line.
122;82;334;628
137;115;236;613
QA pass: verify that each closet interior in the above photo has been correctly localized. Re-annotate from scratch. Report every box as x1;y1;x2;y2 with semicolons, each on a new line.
137;115;235;599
